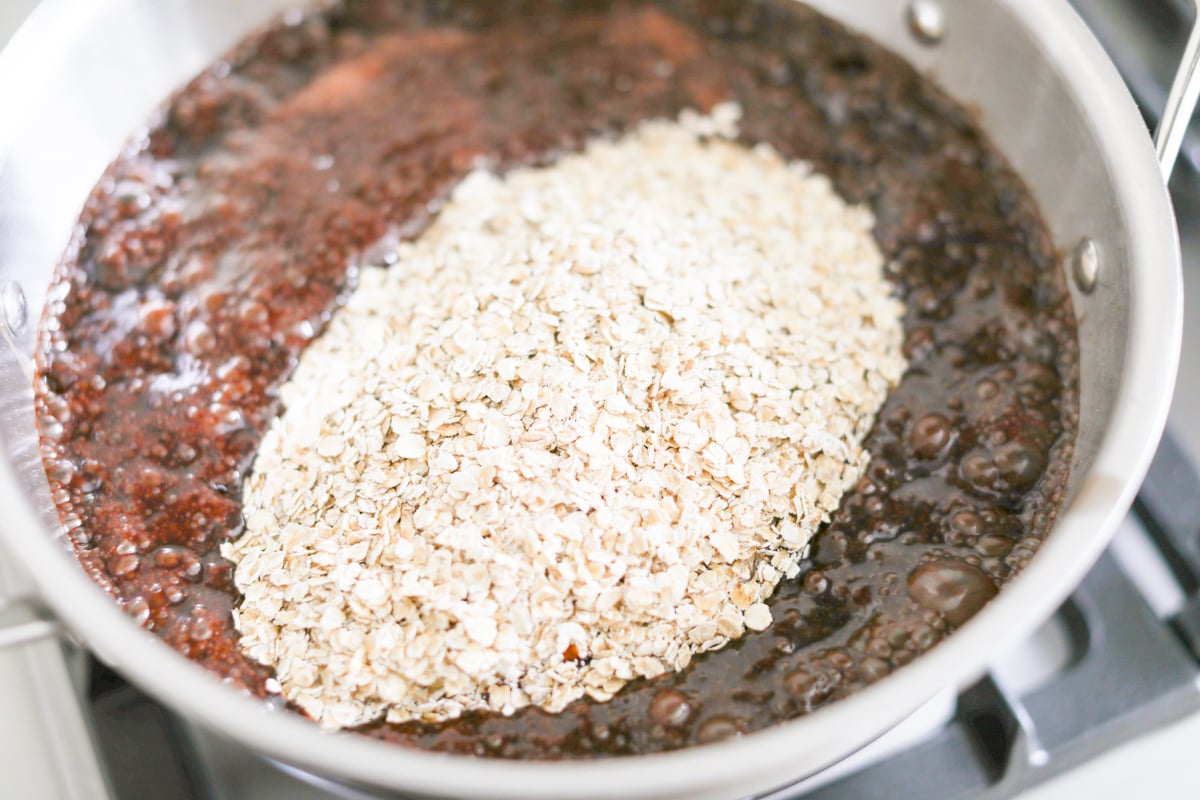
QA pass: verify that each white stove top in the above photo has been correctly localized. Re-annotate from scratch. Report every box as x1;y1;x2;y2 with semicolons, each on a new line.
2;2;1199;799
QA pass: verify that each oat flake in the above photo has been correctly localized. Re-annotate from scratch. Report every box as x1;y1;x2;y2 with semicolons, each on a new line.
224;104;908;729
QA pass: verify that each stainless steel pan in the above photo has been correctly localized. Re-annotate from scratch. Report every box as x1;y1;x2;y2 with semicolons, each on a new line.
0;1;1194;798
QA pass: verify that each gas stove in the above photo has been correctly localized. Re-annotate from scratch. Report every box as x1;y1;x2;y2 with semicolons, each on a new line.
2;1;1199;798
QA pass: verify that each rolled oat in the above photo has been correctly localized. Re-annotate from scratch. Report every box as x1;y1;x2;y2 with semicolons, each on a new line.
224;105;907;729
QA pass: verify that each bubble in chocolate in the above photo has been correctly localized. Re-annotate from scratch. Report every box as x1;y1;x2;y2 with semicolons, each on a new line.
649;690;694;728
190;616;214;642
201;551;235;590
173;442;198;466
47;459;76;485
975;378;999;400
909;622;938;650
125;595;151;627
907;559;998;626
152;545;192;569
184;320;216;355
783;664;841;707
960;452;999;493
803;570;830;595
950;510;984;536
994;442;1045;490
110;554;141;577
696;716;744;745
133;464;169;500
909;413;954;459
40;416;65;441
859;657;890;683
138;299;178;341
976;534;1014;558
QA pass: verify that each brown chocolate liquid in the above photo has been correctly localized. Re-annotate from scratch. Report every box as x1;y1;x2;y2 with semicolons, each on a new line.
34;0;1077;758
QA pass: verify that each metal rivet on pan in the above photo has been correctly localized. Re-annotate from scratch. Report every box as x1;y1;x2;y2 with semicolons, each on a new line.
907;0;947;45
1;281;27;336
1071;238;1100;294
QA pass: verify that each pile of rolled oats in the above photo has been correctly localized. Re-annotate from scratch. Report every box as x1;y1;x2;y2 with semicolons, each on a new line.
225;104;907;730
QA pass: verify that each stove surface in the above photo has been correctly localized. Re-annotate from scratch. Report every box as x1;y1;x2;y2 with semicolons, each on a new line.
3;1;1200;799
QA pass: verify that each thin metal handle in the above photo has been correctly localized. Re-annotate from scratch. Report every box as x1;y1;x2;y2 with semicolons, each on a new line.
0;600;60;650
1156;0;1200;180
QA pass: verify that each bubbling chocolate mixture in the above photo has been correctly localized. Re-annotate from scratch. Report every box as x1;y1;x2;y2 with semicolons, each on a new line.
34;0;1077;758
